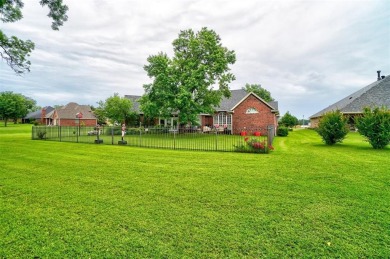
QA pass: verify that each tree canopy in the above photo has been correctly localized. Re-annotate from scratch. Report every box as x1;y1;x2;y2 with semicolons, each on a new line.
279;111;299;128
0;0;68;74
97;93;138;126
140;27;236;125
0;91;37;126
242;83;274;102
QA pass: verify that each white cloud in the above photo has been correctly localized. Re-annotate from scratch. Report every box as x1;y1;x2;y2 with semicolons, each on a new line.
1;0;389;117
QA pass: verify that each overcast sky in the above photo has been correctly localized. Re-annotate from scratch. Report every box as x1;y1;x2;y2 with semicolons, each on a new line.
1;0;389;119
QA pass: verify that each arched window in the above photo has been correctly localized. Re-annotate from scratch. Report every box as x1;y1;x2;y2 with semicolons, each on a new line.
246;107;258;114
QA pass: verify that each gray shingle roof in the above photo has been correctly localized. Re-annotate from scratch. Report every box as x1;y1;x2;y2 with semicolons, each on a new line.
124;95;142;113
310;75;390;119
25;106;54;119
125;90;278;114
216;89;248;111
217;89;278;112
46;102;96;119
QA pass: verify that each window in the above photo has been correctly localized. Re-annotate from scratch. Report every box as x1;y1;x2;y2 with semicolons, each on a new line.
213;112;232;128
246;108;258;114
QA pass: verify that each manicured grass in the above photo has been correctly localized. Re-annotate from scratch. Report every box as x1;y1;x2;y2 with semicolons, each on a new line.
32;125;263;152
1;124;389;257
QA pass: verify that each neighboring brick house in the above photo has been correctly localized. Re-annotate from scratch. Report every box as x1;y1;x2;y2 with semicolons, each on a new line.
23;106;54;124
224;90;279;134
309;72;390;128
125;89;279;135
44;102;97;126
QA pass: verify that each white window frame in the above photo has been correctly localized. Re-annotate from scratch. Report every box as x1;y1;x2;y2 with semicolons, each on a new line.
246;107;259;114
213;112;232;129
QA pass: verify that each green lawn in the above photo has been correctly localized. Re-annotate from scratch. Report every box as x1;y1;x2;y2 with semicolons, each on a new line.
1;124;389;258
32;125;265;152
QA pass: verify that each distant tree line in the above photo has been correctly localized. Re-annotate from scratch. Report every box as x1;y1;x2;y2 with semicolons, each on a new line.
0;91;38;126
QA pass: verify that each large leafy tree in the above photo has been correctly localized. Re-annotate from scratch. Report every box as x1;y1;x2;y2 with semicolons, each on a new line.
279;111;299;128
0;0;68;74
140;27;236;125
242;83;274;102
0;91;36;126
97;93;138;126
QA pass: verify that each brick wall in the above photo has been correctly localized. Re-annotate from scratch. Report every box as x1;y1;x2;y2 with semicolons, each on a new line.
232;95;277;135
59;119;97;126
310;117;320;128
40;108;46;124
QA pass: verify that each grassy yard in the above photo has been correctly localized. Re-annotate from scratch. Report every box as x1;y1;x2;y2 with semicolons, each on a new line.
1;124;389;257
32;125;264;152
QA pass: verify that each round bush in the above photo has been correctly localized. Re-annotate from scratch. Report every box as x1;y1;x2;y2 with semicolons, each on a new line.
356;107;390;149
316;110;348;145
277;126;289;137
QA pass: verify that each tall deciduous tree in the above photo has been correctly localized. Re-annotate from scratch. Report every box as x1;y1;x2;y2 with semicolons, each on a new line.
97;93;138;126
0;91;36;126
242;83;274;102
279;111;299;128
140;27;236;125
0;0;68;74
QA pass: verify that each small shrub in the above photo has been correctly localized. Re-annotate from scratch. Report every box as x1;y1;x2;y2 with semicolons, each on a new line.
234;137;272;153
37;130;46;139
317;110;348;145
356;107;390;149
277;126;289;137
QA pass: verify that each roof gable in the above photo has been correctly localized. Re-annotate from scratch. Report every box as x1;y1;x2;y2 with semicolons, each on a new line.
230;92;277;112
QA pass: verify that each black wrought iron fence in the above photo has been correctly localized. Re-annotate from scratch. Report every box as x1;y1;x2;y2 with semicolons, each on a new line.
32;125;275;153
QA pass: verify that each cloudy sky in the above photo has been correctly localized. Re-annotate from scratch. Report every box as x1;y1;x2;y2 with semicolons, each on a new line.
1;0;389;119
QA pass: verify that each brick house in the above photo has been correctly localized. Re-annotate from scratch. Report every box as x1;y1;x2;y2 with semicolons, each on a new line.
126;89;279;135
309;72;390;128
44;102;97;126
23;106;54;124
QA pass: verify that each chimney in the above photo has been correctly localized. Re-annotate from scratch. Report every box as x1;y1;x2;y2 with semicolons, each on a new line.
381;75;385;79
377;70;381;81
41;107;46;124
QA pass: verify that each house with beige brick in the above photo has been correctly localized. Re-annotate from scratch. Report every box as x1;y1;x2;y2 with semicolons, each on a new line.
310;71;390;128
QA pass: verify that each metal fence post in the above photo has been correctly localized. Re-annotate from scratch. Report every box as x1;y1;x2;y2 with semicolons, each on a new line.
139;127;142;147
111;127;114;145
173;128;176;149
215;129;218;151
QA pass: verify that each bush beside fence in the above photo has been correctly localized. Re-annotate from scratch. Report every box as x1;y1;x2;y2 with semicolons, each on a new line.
32;126;274;153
